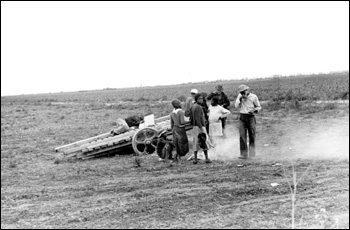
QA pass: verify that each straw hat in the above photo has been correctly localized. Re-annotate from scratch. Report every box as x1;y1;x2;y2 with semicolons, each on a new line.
237;84;249;93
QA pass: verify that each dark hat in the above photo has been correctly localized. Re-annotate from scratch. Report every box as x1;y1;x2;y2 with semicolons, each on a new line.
171;99;181;108
199;92;208;99
216;84;223;91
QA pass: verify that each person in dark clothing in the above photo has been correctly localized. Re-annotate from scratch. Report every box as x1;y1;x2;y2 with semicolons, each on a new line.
199;92;210;133
191;94;213;164
156;129;174;162
170;99;189;162
124;114;144;128
207;84;230;137
110;114;144;135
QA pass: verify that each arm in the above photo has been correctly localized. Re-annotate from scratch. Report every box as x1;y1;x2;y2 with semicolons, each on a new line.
170;114;174;129
193;105;204;129
220;106;231;118
222;93;230;109
206;91;215;100
235;94;242;108
178;110;187;126
253;95;262;113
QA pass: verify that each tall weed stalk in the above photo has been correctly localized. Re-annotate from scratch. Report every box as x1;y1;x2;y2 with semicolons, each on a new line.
283;162;312;229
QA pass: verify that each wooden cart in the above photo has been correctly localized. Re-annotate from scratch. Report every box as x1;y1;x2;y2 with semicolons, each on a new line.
55;115;192;160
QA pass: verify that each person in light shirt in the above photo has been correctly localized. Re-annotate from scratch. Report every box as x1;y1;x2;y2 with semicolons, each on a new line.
234;85;261;159
207;96;231;143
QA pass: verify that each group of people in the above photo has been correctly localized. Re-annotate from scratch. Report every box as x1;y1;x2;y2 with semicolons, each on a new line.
158;84;262;164
110;84;262;163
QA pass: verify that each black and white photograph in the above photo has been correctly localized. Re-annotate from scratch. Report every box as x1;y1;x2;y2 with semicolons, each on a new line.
1;1;349;229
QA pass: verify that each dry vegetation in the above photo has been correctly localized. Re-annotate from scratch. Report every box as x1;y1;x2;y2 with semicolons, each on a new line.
1;73;349;229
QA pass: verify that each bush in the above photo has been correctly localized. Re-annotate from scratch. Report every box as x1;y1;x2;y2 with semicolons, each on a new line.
137;97;150;102
265;100;283;111
323;103;337;110
122;97;134;102
177;95;187;102
286;99;302;110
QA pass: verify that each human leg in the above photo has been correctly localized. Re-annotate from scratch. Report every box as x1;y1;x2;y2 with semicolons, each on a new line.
204;150;212;163
238;116;248;159
221;117;227;138
193;151;198;164
247;116;256;157
192;127;201;164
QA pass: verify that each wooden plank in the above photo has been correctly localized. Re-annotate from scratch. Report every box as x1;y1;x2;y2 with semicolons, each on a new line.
154;115;170;123
79;141;132;160
55;132;112;152
87;136;132;151
63;136;115;155
62;130;135;155
86;132;135;151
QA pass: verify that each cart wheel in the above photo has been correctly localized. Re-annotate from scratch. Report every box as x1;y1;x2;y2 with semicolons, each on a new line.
132;127;158;155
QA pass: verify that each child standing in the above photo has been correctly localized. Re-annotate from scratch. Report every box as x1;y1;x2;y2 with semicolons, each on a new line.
208;96;231;142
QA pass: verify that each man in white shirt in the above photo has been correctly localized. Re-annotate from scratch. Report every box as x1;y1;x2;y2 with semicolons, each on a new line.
234;85;261;159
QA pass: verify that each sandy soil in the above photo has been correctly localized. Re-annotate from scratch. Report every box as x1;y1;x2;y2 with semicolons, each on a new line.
1;101;349;229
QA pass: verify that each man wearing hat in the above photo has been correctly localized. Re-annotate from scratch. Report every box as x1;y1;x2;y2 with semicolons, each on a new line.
234;85;261;159
207;84;230;137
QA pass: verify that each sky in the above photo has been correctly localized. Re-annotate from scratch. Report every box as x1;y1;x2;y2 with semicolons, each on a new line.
1;1;349;96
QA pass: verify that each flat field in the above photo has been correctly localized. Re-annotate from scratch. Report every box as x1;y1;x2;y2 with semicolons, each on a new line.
1;74;349;229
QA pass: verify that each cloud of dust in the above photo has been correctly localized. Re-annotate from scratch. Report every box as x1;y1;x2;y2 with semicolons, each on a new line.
207;128;241;161
191;119;349;161
205;120;349;161
287;121;349;160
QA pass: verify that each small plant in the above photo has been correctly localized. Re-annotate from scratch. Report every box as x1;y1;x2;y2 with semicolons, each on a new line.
54;157;61;164
9;160;17;168
133;157;142;168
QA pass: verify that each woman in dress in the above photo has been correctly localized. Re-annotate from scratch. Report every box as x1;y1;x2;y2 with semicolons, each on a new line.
170;99;189;162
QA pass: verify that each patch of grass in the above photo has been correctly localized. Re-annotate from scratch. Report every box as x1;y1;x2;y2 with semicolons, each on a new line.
137;97;150;102
122;97;134;102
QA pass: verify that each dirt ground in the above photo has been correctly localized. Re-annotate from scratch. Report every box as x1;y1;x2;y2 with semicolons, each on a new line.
1;101;349;229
